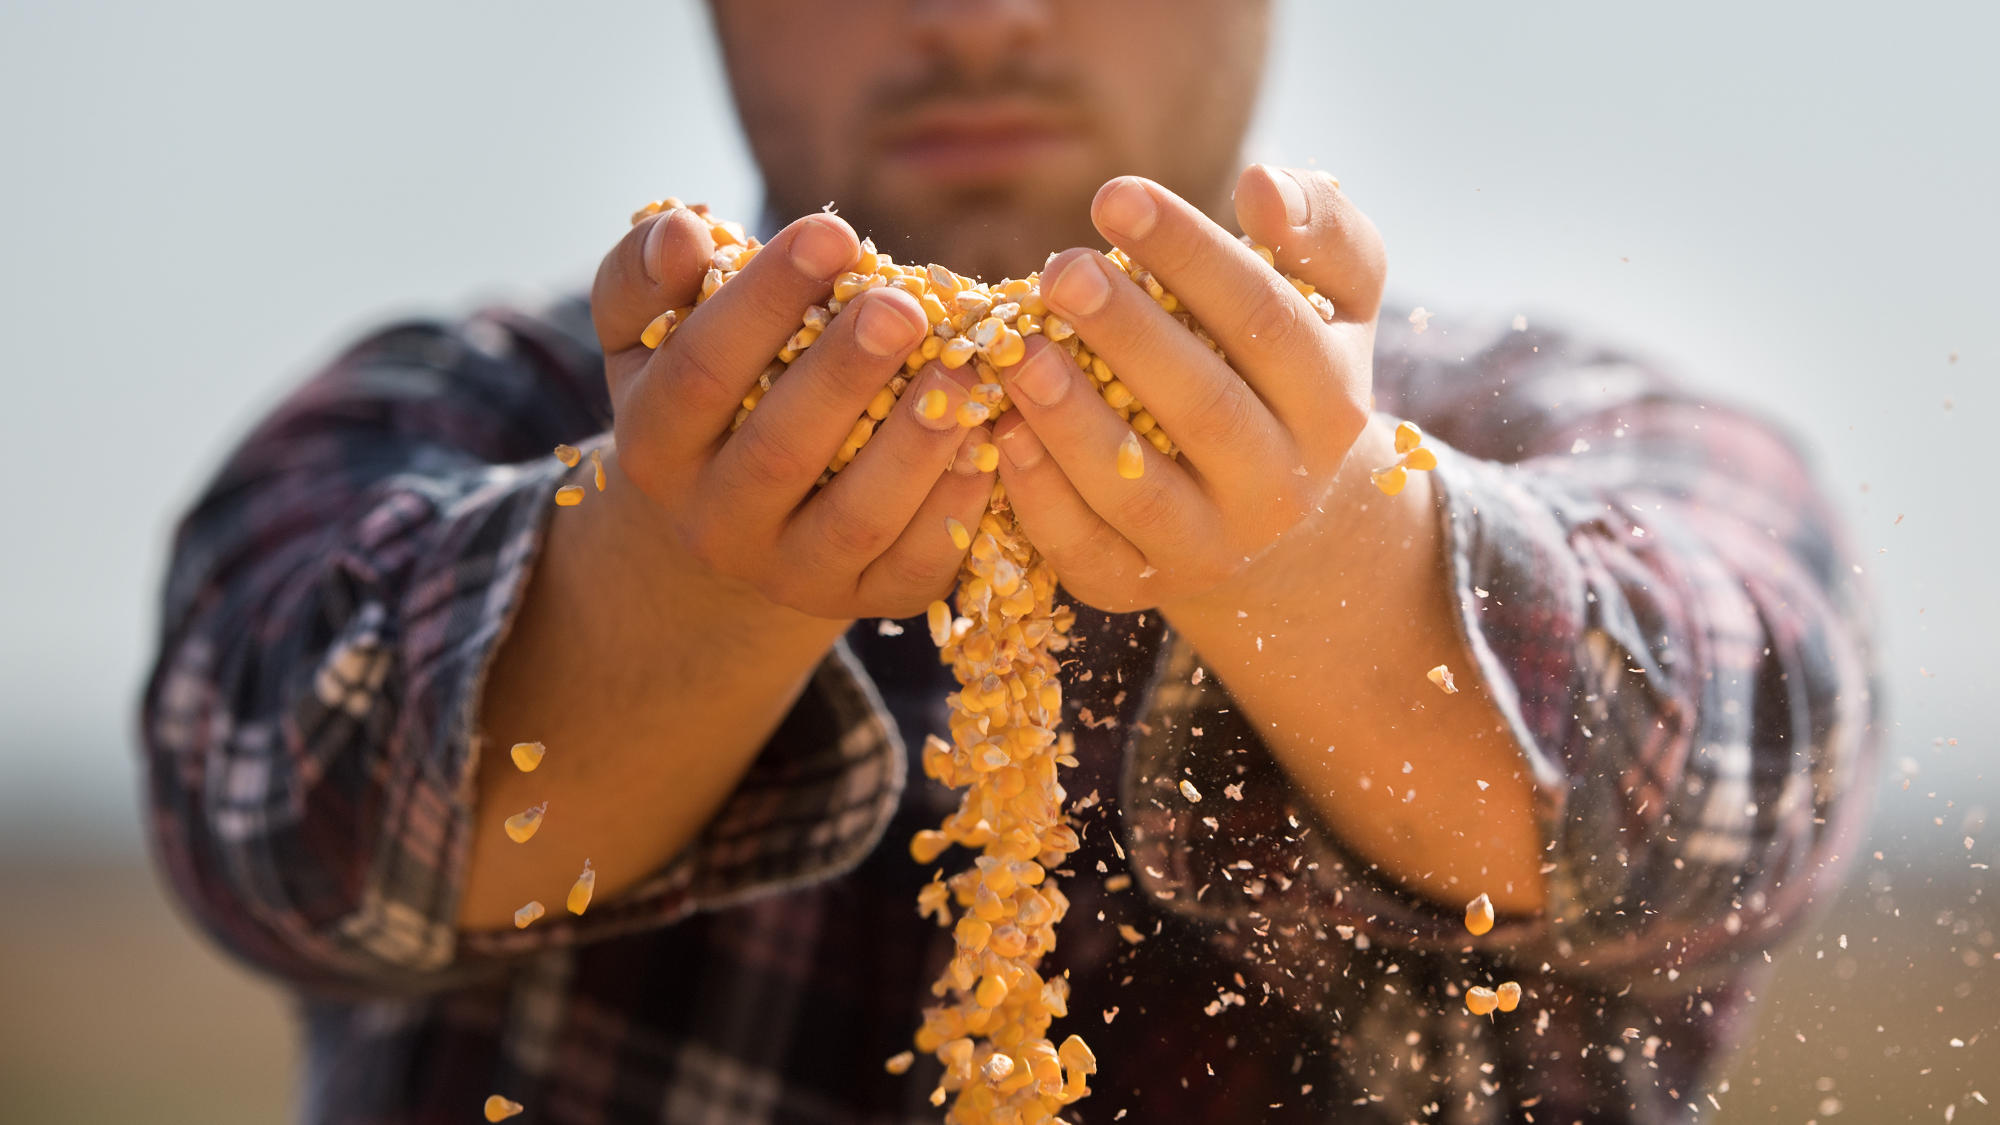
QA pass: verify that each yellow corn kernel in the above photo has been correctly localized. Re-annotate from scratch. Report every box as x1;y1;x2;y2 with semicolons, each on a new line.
554;485;585;507
955;915;993;951
1145;428;1174;454
503;803;547;844
591;448;606;492
1178;778;1202;803
552;444;581;467
1394;420;1424;455
885;1050;915;1075
1129;409;1156;435
946;517;972;551
512;900;544;929
1404;446;1438;472
987;328;1026;368
983;1051;1016;1082
1369;465;1407;496
911;829;951;865
484;1095;524;1121
928;600;953;647
845;416;875;450
867;385;898;420
917;387;949;421
1116;432;1146;480
1465;986;1499;1016
1465;892;1495;936
509;741;546;772
957;399;992;427
640;309;678;349
1426;665;1458;694
1101;380;1134;410
975;973;1008;1009
1495;981;1522;1012
567;859;595;915
941;336;979;369
972;443;1000;473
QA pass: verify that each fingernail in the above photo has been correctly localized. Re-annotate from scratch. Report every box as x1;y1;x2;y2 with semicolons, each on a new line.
789;217;855;280
853;296;921;357
1008;343;1070;408
642;214;670;285
1268;165;1310;227
953;427;994;475
909;374;958;431
1045;254;1110;317
1097;179;1158;239
999;425;1046;471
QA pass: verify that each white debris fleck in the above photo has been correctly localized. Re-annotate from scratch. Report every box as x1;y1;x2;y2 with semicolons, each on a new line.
1180;779;1203;803
1512;314;1528;331
1408;307;1433;334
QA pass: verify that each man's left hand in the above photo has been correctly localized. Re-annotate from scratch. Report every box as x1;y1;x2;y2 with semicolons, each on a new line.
992;164;1388;613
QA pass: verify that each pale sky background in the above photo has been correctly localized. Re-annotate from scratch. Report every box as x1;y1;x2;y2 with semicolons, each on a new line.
0;0;1992;855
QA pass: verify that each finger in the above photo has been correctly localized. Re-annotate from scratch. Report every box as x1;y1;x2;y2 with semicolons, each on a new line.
995;336;1220;562
633;212;863;458
989;412;1151;606
779;363;980;578
591;206;715;358
705;286;932;526
855;466;998;618
1037;247;1288;485
1084;175;1338;432
1233;164;1386;325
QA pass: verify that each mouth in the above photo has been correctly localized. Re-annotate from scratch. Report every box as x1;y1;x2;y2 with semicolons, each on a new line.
875;102;1087;185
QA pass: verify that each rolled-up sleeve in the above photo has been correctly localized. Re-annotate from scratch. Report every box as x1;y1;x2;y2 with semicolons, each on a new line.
1120;315;1879;976
142;305;902;995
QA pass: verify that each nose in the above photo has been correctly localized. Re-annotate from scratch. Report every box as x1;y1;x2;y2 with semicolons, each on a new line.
907;0;1053;82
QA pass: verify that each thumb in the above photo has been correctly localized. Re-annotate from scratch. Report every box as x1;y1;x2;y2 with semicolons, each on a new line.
1234;164;1386;324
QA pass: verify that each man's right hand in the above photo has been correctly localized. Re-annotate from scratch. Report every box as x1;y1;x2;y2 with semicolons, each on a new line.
591;207;995;621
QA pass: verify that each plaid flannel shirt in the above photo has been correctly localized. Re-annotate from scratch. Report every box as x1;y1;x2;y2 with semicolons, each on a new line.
142;291;1877;1124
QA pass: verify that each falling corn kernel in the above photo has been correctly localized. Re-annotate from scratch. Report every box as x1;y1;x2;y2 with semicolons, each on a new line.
927;599;952;646
1465;892;1495;936
946;518;971;551
1178;778;1202;803
513;900;544;929
503;803;547;844
591;448;606;491
972;443;1000;473
484;1095;523;1121
1426;665;1458;694
1404;446;1438;472
1369;465;1407;496
554;485;585;507
1394;421;1424;455
1495;981;1522;1012
1465;986;1499;1016
567;859;595;915
552;444;581;467
885;1050;915;1075
510;741;546;772
1116;431;1146;480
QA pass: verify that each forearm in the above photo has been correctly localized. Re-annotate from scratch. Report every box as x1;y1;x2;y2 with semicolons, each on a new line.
1162;415;1546;914
458;448;849;931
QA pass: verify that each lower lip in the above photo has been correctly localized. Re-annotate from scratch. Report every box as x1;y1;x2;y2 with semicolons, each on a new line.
881;130;1082;183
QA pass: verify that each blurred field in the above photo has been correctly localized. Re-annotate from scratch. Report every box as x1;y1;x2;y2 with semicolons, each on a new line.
3;810;1990;1123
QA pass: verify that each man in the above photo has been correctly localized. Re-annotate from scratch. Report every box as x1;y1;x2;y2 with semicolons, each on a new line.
142;1;1876;1121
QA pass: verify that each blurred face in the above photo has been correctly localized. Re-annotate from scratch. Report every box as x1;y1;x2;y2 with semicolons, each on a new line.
710;0;1272;280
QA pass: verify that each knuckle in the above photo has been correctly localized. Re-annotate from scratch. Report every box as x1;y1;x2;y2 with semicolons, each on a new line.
1184;378;1260;451
728;421;812;493
1237;284;1306;355
812;488;896;561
